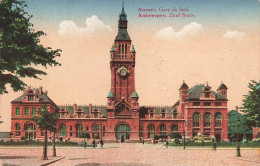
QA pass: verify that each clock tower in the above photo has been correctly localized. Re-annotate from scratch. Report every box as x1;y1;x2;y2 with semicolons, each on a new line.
106;4;140;142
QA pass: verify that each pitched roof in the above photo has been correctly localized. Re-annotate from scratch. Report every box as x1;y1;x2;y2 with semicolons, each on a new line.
11;88;57;107
130;45;135;53
186;85;227;101
58;105;107;117
110;45;115;52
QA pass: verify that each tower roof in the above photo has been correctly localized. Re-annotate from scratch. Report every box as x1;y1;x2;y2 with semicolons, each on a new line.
110;45;115;52
179;81;189;90
131;90;139;98
107;90;114;98
119;2;126;21
217;83;228;90
130;45;135;53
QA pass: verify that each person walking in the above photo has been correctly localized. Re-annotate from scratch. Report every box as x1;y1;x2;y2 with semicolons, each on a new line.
92;140;96;148
166;140;168;148
100;139;104;149
142;138;145;145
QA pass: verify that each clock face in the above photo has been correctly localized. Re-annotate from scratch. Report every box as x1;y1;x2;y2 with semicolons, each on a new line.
120;69;127;76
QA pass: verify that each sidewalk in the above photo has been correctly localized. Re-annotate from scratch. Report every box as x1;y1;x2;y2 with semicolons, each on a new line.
1;156;64;166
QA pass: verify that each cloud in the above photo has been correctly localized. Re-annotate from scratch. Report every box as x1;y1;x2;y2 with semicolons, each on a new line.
154;22;204;39
223;31;245;39
59;15;112;36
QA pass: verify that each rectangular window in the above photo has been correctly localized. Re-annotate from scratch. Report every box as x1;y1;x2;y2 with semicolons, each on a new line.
41;132;44;136
25;107;30;115
16;107;21;115
203;102;211;106
70;132;72;136
173;114;177;119
32;107;37;116
193;102;200;106
78;113;81;118
103;126;106;137
150;113;153;119
61;113;65;118
94;113;98;118
205;93;210;98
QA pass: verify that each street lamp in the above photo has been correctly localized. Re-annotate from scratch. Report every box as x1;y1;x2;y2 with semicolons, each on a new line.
84;130;86;148
236;119;241;157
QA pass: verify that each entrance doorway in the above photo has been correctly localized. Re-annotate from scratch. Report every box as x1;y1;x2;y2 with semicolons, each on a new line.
215;134;221;142
116;124;130;142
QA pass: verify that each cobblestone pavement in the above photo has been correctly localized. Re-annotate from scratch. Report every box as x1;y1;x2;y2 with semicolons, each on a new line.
0;144;259;166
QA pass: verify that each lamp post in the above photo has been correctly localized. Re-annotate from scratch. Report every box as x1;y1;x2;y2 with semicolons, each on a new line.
183;130;186;149
236;119;241;157
84;130;86;148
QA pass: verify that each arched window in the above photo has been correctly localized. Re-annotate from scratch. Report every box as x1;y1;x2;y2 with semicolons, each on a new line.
125;44;127;54
172;124;178;132
59;124;67;137
25;123;36;140
16;107;20;115
86;126;89;131
148;124;155;138
204;112;211;127
160;124;167;136
15;123;21;136
92;124;100;139
76;124;83;138
215;112;222;127
119;44;121;54
193;112;200;127
32;107;37;116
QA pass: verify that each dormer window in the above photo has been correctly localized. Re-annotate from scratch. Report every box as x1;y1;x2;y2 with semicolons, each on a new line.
161;109;166;119
28;95;34;101
150;113;153;119
173;109;178;119
93;109;99;118
205;93;210;98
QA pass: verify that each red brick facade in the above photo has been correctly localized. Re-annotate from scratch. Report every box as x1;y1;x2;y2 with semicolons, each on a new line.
10;5;230;142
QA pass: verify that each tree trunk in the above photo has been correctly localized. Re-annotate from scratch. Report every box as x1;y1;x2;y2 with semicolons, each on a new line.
52;131;56;157
42;129;48;160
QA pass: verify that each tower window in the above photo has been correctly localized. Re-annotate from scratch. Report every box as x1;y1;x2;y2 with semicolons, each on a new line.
125;44;127;54
119;44;121;54
122;44;124;54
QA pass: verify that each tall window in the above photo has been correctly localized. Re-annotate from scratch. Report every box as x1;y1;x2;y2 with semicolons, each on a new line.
204;112;211;127
25;123;36;140
119;44;121;54
150;113;153;119
161;109;166;119
28;95;34;101
172;124;178;132
215;112;222;127
193;112;200;127
122;44;124;54
25;107;30;115
59;124;67;137
78;113;81;118
148;124;155;138
32;107;37;116
160;124;167;136
92;124;100;139
15;123;21;136
61;113;65;118
173;110;178;119
76;124;83;138
16;107;20;115
125;44;127;54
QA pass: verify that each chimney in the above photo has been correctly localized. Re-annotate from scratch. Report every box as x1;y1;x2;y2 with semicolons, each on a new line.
73;103;77;112
39;86;43;95
44;90;48;95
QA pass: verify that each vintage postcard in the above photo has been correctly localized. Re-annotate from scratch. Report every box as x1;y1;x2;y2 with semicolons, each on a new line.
0;0;259;165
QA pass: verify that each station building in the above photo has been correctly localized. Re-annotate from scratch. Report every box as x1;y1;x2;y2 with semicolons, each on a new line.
10;5;230;142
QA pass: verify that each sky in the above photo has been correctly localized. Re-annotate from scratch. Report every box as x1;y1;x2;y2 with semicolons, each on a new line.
0;0;259;131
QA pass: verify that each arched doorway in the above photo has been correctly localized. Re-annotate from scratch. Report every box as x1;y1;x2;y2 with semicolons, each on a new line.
115;124;130;142
25;123;36;140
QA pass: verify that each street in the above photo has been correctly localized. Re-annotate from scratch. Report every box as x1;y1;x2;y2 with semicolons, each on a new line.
0;143;259;166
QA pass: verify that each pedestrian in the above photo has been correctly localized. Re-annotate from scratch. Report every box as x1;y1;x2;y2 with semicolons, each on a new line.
142;138;144;145
202;140;204;146
166;140;168;148
213;141;216;151
100;139;104;149
92;140;96;148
